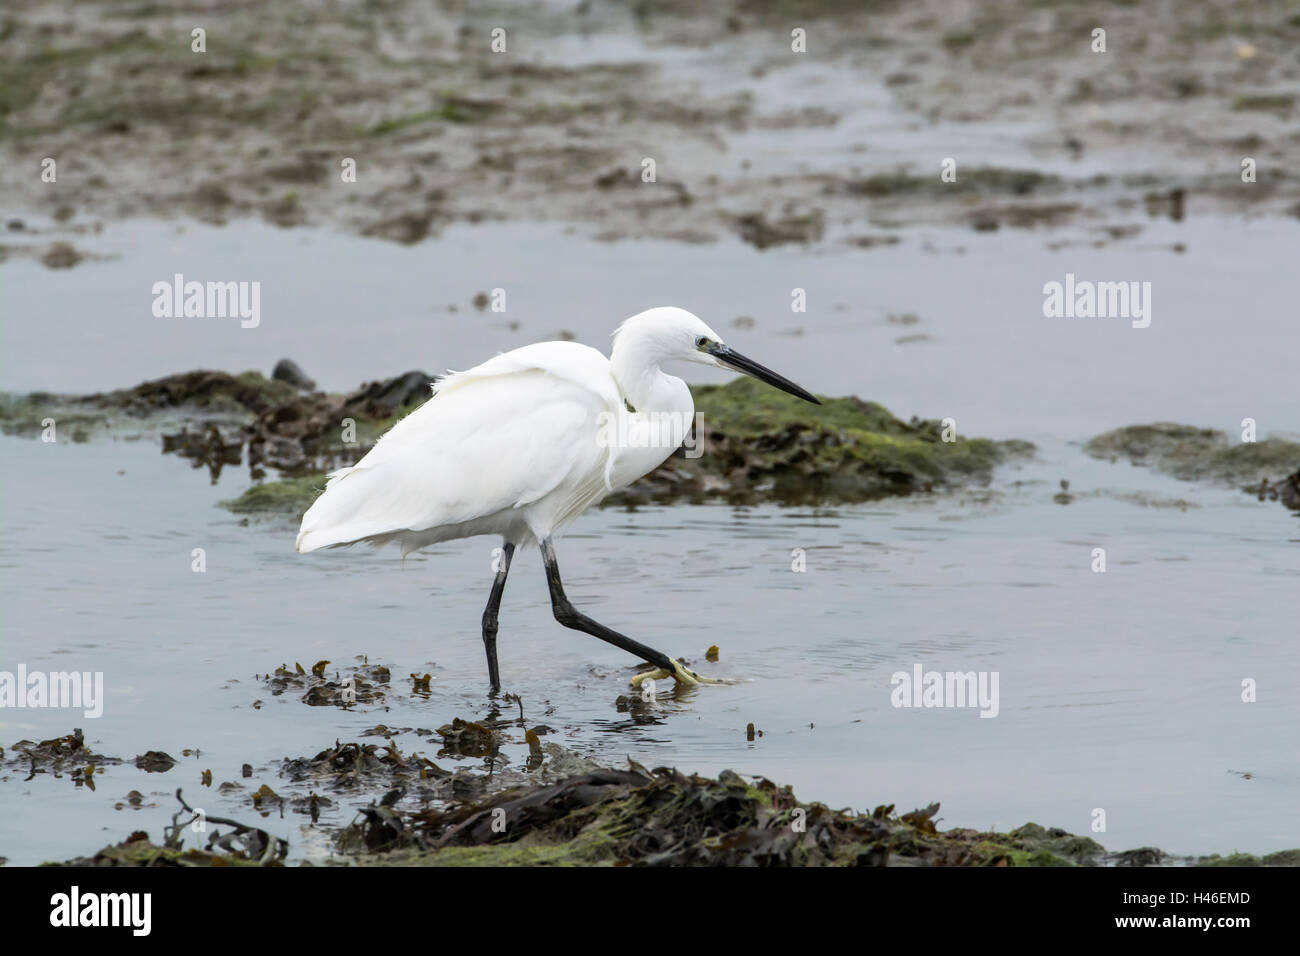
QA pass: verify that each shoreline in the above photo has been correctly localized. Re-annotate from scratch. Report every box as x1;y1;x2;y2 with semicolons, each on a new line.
4;0;1298;261
12;728;1296;868
2;366;1295;515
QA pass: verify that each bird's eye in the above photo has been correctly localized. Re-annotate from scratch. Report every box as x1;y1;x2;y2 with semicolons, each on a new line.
695;336;709;349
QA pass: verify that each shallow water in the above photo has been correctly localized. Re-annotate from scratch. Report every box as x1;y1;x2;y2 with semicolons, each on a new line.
1;216;1297;865
2;215;1296;442
0;428;1296;865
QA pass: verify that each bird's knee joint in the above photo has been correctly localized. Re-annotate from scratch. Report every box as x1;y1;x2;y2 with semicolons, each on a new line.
551;602;582;629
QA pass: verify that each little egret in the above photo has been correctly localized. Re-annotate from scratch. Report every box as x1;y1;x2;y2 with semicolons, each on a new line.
296;306;819;691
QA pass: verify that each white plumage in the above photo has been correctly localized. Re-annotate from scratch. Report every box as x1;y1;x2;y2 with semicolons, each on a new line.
294;306;819;690
297;309;708;555
296;346;614;554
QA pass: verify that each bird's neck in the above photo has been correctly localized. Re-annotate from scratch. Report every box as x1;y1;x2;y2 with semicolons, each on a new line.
606;354;695;490
610;353;690;417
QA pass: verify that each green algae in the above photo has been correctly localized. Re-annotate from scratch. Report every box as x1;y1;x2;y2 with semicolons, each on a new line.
4;366;1032;514
0;31;168;130
39;760;1300;867
941;30;977;51
1001;822;1105;866
335;767;1109;867
363;107;448;137
363;95;496;136
844;167;1058;199
221;474;327;517
1231;94;1294;114
696;376;901;435
679;376;1030;502
214;376;1034;517
1084;423;1300;485
1197;848;1300;867
42;842;269;867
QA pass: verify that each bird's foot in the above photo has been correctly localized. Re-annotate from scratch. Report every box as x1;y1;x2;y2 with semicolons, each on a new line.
630;658;729;688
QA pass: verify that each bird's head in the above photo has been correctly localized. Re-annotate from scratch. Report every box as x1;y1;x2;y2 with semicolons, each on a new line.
613;306;821;405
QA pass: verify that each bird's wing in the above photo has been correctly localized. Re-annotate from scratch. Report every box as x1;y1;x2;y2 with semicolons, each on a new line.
433;341;620;405
296;342;620;552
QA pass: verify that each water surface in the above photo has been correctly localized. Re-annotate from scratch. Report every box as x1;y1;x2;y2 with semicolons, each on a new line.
0;430;1295;865
1;216;1296;865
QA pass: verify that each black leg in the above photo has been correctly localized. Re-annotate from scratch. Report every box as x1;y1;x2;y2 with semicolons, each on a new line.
481;541;514;693
540;537;675;672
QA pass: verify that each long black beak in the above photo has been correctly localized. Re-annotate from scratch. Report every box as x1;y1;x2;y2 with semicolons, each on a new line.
707;344;821;405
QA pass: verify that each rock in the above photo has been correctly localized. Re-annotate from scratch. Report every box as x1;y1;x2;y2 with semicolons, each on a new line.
5;366;1034;513
262;193;305;228
221;375;1036;515
111;370;295;416
194;181;234;208
271;358;317;391
594;167;637;189
1085;423;1300;488
734;210;825;250
340;371;434;419
41;242;84;269
134;751;177;773
846;234;901;248
361;209;441;245
1283;471;1300;510
1255;470;1300;511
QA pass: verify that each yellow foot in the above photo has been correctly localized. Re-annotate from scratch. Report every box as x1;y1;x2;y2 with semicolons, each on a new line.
630;658;730;688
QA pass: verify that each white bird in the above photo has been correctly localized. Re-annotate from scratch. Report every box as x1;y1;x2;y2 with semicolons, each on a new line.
296;306;819;692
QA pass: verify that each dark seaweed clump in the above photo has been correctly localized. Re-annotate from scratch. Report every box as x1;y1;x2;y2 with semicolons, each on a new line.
339;762;1107;867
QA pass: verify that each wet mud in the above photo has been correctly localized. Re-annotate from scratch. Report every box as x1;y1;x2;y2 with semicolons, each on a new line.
4;0;1298;256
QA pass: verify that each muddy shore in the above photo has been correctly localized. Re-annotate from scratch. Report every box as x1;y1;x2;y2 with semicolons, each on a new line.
12;725;1298;867
4;0;1299;265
